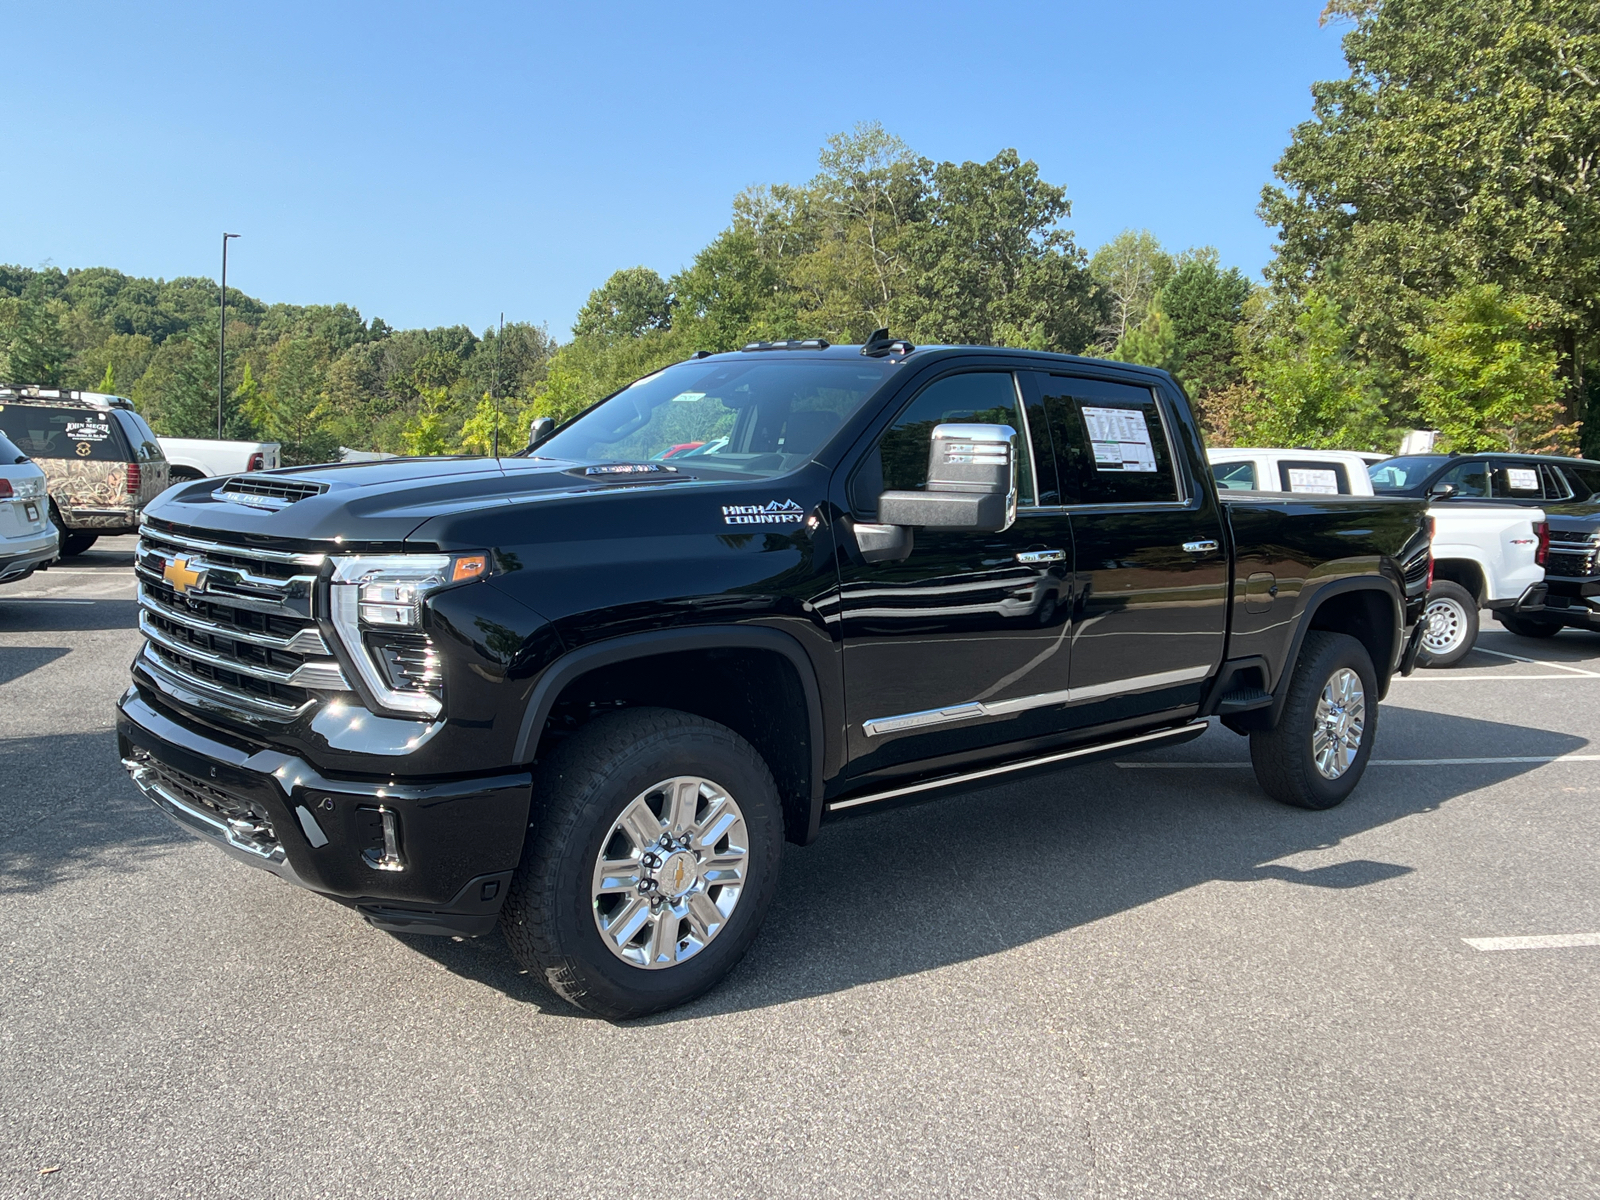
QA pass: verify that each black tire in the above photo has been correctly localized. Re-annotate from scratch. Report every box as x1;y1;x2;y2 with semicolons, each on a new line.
1416;581;1479;667
501;707;784;1020
1496;611;1563;639
1250;631;1378;810
61;532;99;556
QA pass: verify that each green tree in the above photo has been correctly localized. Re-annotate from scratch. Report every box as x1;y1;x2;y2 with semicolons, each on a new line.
1090;230;1175;349
1107;301;1183;376
1159;254;1254;396
1245;291;1388;449
573;268;674;340
98;362;115;393
1407;284;1567;451
0;297;68;385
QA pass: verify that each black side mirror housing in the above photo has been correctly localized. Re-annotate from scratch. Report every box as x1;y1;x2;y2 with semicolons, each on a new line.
876;423;1018;533
528;417;555;448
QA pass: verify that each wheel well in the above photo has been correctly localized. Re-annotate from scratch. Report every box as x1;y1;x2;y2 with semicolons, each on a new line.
1306;589;1397;685
168;466;206;481
536;647;813;844
1431;558;1485;605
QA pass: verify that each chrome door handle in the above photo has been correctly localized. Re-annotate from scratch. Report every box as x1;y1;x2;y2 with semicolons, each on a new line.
1183;540;1220;553
1016;549;1067;564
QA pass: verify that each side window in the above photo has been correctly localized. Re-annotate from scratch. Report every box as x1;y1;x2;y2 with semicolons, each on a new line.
1491;462;1543;499
1040;376;1179;505
1435;460;1489;498
852;372;1041;516
1277;459;1350;494
1563;464;1600;500
1539;464;1572;501
1211;460;1257;490
118;412;164;462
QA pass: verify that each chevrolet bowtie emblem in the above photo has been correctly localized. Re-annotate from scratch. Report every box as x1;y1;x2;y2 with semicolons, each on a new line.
163;555;207;595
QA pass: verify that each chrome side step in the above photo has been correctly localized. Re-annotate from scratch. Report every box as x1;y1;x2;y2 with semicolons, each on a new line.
826;719;1210;813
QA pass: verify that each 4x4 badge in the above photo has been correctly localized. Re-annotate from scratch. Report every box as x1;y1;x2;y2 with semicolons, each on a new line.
163;555;208;595
721;499;805;526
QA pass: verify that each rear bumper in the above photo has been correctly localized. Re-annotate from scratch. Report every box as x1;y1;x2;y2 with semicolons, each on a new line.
116;688;532;936
1509;580;1600;628
0;527;59;580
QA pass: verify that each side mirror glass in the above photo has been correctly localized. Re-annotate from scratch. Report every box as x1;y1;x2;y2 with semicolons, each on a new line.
875;423;1018;533
528;417;555;448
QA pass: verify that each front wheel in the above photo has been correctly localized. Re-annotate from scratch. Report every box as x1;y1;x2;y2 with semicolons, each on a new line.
501;707;784;1019
1496;611;1563;639
1416;581;1478;667
1250;631;1378;810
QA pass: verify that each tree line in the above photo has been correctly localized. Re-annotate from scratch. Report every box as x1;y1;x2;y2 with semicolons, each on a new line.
1;0;1595;462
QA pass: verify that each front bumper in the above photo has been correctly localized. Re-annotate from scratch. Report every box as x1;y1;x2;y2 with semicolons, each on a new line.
0;526;59;581
116;688;533;936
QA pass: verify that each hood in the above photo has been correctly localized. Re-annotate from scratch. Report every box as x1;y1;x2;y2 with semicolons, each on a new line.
143;454;700;546
1543;499;1600;532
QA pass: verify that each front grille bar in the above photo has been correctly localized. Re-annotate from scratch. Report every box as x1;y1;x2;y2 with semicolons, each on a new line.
140;524;329;568
138;584;330;655
139;611;349;690
139;645;314;719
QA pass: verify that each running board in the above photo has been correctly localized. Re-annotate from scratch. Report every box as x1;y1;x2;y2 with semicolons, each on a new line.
826;719;1211;813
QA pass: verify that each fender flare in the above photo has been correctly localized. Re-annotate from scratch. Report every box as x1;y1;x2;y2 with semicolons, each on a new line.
511;625;829;842
1268;576;1404;725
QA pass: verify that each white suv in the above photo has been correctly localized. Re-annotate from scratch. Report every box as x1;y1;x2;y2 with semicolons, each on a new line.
0;430;58;584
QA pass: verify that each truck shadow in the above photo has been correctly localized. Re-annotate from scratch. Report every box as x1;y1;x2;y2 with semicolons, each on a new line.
402;705;1588;1021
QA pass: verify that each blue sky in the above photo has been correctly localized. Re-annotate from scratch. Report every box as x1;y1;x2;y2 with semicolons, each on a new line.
3;1;1348;336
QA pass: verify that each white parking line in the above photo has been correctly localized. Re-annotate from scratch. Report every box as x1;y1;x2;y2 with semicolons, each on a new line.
1393;674;1600;682
1463;933;1600;951
1473;647;1600;677
1117;754;1600;768
0;598;94;605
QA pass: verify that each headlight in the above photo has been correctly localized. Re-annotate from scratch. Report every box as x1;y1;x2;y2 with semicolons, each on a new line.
327;553;488;718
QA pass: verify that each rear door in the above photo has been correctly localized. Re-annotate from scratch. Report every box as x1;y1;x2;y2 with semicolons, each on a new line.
834;368;1076;776
1029;372;1228;724
1489;461;1550;505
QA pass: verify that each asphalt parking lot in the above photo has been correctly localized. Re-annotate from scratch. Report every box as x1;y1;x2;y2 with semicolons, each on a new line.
2;535;1597;1199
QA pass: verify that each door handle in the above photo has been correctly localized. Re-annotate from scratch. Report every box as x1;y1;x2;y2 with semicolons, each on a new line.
1016;549;1067;564
1182;540;1220;553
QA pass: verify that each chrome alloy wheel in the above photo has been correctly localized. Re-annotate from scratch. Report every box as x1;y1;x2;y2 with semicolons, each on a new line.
1421;594;1470;657
591;777;749;969
1312;667;1366;780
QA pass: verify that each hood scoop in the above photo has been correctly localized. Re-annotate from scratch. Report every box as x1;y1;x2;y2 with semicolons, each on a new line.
215;475;328;511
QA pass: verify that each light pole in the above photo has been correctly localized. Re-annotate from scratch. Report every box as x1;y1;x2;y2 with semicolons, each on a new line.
219;232;239;438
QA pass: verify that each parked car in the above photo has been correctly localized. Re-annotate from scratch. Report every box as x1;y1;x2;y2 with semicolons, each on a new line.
158;437;282;481
0;429;58;584
1368;451;1600;506
1419;504;1549;666
0;388;170;556
1208;448;1380;495
117;339;1430;1019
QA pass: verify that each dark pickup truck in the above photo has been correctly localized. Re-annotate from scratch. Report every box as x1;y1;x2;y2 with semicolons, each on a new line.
117;338;1430;1017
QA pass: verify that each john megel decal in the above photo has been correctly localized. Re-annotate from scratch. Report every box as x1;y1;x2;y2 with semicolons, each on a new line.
722;499;805;526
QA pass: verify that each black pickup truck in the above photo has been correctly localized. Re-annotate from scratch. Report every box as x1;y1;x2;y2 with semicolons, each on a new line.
117;338;1430;1017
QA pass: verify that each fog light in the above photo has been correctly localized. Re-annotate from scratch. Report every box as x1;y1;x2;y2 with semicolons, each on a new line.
358;805;403;871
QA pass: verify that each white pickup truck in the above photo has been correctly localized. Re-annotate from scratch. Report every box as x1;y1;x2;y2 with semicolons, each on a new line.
1420;504;1549;666
157;438;281;482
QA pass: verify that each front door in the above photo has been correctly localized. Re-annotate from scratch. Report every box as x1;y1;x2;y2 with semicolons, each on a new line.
834;369;1076;778
1027;372;1228;727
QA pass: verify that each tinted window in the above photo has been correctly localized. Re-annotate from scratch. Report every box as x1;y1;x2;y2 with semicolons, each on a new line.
1491;462;1544;499
1435;460;1490;498
0;403;131;461
119;412;165;462
1369;455;1450;493
1040;376;1178;505
1277;459;1350;495
1563;464;1600;499
1539;464;1573;501
0;431;27;464
852;371;1037;515
1212;460;1257;490
534;358;896;479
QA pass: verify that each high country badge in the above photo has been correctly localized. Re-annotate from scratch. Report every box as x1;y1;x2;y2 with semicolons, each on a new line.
722;499;805;526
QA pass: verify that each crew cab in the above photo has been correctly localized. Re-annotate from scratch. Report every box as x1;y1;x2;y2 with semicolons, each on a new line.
1208;447;1380;496
115;339;1429;1018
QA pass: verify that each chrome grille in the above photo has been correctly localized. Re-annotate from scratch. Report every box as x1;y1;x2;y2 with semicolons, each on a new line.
135;525;347;720
1547;531;1598;578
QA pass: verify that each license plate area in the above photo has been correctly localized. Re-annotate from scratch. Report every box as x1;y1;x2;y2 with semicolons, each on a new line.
24;501;39;522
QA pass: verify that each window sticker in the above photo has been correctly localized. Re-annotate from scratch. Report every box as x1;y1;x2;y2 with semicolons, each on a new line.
1505;467;1539;492
1287;467;1340;494
65;421;110;441
1081;406;1156;472
670;392;706;403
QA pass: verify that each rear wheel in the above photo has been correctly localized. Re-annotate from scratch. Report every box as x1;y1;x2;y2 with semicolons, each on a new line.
1416;581;1478;667
1496;611;1563;639
501;707;784;1019
1250;631;1377;810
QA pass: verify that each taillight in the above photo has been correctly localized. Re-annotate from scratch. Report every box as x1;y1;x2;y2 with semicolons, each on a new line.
247;453;264;471
1426;552;1434;592
126;463;141;492
0;479;12;499
1535;520;1550;567
1426;515;1436;541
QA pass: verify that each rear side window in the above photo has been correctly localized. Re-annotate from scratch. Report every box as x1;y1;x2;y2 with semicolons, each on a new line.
1563;464;1600;499
1491;462;1545;499
1211;460;1257;490
852;371;1040;514
0;431;26;464
1277;460;1350;495
1435;460;1489;498
0;403;131;461
118;412;165;462
1039;376;1178;505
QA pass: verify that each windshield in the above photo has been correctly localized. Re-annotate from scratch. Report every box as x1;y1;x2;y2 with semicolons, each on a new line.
531;358;899;478
1368;455;1449;493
